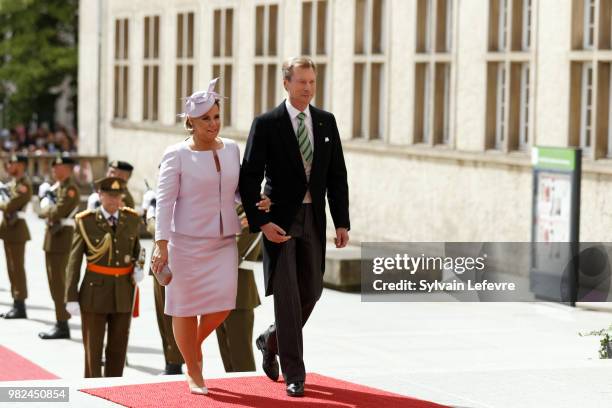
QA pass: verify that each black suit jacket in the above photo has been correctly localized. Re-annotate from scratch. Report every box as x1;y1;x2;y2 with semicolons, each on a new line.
239;101;350;296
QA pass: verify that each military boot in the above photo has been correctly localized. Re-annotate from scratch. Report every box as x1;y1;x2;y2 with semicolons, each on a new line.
38;321;70;340
160;363;183;375
1;300;27;319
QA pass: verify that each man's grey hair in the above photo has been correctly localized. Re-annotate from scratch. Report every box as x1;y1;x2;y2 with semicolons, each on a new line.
282;57;317;81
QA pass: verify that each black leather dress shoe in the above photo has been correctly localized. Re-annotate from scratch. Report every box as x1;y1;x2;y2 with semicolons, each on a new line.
1;301;27;319
38;321;70;340
256;333;279;381
161;363;183;375
286;381;305;397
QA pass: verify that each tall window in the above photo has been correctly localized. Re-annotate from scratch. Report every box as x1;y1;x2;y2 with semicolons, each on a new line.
143;15;160;122
353;0;386;139
301;0;330;109
212;8;234;126
176;12;195;121
583;0;596;49
522;0;533;50
498;0;509;51
113;18;129;119
254;4;279;116
414;0;453;145
580;63;594;150
485;0;534;152
569;0;612;158
518;62;531;148
495;63;507;149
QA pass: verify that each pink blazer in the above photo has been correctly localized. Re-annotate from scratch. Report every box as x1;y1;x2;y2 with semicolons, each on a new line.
155;138;241;241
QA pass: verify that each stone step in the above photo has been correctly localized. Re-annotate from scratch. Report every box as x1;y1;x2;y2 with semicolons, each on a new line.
324;244;361;292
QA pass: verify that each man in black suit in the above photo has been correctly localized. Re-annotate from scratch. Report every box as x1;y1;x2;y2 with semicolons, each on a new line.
239;57;350;397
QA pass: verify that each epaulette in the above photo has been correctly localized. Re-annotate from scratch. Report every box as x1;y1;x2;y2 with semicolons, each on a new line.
120;207;139;216
75;209;94;220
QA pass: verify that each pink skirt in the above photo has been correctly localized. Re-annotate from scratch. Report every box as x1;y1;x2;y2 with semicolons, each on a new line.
166;232;238;317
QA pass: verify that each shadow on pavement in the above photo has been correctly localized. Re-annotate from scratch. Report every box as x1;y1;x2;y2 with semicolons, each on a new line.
25;317;82;331
127;345;164;355
123;363;164;376
0;301;54;312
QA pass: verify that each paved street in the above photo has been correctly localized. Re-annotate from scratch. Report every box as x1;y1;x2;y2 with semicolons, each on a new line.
1;210;612;407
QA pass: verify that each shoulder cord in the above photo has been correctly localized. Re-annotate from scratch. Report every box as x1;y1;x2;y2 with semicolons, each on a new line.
77;218;113;264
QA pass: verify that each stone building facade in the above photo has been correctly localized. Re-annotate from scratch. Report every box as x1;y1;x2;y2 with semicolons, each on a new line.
78;0;612;244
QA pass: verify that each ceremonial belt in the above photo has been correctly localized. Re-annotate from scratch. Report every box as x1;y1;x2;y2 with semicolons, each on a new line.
87;263;133;276
86;262;140;318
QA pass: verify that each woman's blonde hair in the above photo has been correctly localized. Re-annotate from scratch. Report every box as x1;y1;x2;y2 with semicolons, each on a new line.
183;118;194;135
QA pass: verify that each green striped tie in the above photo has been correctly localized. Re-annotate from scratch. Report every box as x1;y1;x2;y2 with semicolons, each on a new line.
296;112;313;164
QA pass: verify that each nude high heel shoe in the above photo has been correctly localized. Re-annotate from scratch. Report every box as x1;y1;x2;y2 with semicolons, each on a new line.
186;371;208;395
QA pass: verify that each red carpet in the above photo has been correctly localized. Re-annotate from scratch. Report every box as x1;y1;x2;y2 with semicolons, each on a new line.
81;373;448;407
0;345;59;381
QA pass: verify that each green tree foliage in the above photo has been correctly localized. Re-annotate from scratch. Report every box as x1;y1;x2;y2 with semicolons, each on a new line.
0;0;78;127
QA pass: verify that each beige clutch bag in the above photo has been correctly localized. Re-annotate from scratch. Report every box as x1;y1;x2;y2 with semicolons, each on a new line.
154;264;173;286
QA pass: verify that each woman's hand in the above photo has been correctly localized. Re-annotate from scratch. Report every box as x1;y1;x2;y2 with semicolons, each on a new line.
151;240;169;274
257;194;272;213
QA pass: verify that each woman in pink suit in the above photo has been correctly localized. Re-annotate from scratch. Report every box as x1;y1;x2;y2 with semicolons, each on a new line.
151;79;268;395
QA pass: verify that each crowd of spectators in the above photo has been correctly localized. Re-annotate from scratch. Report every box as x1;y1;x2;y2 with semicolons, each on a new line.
0;123;78;154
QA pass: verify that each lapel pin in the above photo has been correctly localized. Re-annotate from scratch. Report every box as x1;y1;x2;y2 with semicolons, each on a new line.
325;137;330;142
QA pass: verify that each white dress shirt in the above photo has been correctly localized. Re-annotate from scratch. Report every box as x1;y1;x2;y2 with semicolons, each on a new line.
285;99;313;203
100;206;119;225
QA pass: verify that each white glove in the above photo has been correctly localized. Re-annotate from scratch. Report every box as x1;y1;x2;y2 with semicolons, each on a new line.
39;196;53;215
87;192;100;210
146;205;156;221
142;190;156;211
38;182;51;198
133;266;145;284
66;301;80;317
0;182;9;204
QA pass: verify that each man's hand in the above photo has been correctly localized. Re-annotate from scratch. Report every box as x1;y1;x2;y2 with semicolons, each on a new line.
261;222;291;243
256;194;272;213
335;228;349;248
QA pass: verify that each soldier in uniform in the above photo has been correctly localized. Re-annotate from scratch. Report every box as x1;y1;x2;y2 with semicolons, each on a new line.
0;154;33;319
216;204;262;372
65;177;144;378
38;155;81;340
87;160;135;210
142;188;185;375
